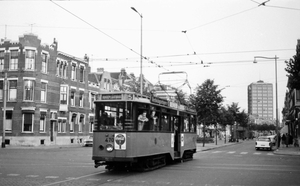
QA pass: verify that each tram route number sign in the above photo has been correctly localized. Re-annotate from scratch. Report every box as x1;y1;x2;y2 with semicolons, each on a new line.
114;133;126;150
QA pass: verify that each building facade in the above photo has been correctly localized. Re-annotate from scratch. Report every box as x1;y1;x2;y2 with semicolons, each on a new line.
0;34;100;146
248;80;274;124
282;39;300;147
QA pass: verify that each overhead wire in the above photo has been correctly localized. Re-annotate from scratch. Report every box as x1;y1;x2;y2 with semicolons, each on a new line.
49;0;169;71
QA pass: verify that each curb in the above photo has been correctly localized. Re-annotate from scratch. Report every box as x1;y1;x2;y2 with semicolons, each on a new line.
197;142;239;152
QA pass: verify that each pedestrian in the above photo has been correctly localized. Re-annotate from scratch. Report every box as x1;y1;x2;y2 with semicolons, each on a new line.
285;133;289;147
282;134;286;147
277;133;281;148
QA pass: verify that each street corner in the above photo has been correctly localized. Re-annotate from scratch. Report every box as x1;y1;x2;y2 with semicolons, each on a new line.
273;148;300;156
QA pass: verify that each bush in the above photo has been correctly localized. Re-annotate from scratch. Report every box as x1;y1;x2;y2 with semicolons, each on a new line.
196;137;214;143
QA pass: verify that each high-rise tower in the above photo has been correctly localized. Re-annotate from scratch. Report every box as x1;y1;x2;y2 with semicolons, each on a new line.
248;80;273;124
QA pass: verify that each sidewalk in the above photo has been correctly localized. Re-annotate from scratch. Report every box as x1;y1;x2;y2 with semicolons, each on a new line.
196;139;300;156
196;138;239;152
273;145;300;156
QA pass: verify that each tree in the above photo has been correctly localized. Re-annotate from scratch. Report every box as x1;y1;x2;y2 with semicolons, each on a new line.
189;79;224;146
285;41;300;89
236;110;249;128
190;79;223;125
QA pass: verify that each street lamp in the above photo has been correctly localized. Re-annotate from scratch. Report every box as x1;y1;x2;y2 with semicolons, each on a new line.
253;55;279;150
131;7;143;95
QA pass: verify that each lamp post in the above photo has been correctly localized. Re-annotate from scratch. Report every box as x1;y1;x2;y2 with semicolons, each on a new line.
254;55;279;150
131;7;143;95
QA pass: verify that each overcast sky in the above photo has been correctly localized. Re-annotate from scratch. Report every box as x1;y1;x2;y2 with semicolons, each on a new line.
1;0;300;120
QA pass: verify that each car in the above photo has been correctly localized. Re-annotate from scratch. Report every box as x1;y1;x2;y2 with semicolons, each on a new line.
255;135;276;151
82;136;93;147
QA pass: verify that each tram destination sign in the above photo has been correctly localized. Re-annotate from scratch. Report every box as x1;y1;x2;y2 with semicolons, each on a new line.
101;94;122;100
150;96;169;107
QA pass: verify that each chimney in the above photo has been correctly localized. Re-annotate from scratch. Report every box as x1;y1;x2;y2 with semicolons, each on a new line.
97;68;104;73
84;54;89;62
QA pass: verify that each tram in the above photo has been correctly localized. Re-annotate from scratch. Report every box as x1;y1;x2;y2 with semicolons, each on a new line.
92;92;197;171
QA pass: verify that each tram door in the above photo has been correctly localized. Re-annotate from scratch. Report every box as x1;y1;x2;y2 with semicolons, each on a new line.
173;116;180;154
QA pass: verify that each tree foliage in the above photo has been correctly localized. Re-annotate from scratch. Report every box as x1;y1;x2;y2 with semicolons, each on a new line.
285;42;300;89
189;79;223;125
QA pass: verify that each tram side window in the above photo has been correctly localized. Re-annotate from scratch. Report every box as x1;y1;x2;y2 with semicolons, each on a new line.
172;116;179;132
183;115;189;132
149;110;159;131
124;102;134;130
190;115;196;132
161;114;171;132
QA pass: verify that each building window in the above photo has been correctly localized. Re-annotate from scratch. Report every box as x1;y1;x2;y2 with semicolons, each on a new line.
70;91;75;106
41;82;47;103
9;50;18;70
89;116;94;133
24;80;34;101
40;112;46;132
23;113;33;132
63;64;67;78
41;52;48;73
62;120;66;133
0;50;4;71
70;113;76;133
71;64;76;80
0;80;3;100
79;92;83;107
8;80;17;101
79;66;84;82
90;92;95;111
5;111;12;132
79;115;84;133
60;85;68;104
25;50;35;70
56;61;60;76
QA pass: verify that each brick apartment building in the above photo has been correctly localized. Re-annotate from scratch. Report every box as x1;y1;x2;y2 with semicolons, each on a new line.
0;33;101;146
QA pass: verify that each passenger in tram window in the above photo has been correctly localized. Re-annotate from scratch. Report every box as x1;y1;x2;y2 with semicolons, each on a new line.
161;115;169;131
138;110;148;130
173;117;179;132
103;112;109;125
184;118;189;132
149;110;158;131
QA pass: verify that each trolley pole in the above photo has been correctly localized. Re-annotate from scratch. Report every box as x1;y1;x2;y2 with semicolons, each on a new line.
2;72;7;148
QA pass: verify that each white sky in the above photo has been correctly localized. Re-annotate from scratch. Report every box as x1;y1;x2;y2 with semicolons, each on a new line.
1;0;300;120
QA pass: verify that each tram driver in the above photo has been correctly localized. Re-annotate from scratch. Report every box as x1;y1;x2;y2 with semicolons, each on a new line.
138;110;149;130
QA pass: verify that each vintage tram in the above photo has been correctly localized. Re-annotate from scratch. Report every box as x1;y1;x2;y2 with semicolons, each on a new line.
92;92;197;171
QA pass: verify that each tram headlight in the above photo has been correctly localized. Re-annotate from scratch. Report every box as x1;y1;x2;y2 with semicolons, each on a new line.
106;144;114;152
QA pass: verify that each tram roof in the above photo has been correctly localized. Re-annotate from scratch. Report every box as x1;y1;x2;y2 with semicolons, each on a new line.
95;91;196;114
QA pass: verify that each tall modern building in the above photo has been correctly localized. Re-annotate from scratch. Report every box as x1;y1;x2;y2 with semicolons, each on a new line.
248;80;273;124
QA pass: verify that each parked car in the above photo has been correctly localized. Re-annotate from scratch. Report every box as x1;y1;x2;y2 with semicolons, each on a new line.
255;135;275;151
83;136;93;147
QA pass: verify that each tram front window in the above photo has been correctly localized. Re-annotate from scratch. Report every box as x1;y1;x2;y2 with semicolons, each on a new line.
96;102;125;130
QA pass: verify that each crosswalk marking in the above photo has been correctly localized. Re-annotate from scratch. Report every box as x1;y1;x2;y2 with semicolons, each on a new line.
200;150;275;156
26;175;39;178
212;151;223;153
7;174;19;176
45;176;59;179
